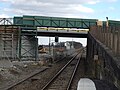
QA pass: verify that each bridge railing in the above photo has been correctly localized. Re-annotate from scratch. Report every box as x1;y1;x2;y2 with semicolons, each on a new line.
90;25;120;57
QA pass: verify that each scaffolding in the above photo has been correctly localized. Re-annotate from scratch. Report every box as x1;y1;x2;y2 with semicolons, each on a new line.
0;18;38;61
0;18;19;61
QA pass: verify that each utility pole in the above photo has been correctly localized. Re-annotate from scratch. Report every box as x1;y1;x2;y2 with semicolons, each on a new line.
49;37;51;55
106;17;109;27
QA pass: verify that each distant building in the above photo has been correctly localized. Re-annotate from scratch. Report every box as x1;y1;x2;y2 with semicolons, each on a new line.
65;42;71;50
65;41;83;50
38;41;83;53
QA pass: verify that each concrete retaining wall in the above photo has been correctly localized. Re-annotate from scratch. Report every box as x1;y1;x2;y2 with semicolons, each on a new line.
87;33;120;89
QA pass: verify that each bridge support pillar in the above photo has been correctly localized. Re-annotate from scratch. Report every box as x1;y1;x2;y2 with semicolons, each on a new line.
86;36;95;77
87;33;106;79
18;35;38;61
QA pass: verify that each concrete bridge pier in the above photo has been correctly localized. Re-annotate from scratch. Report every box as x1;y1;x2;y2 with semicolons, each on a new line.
87;33;120;89
87;33;108;79
87;34;110;80
86;36;96;77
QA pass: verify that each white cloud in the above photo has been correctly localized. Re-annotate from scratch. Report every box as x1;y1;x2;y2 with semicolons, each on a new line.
0;0;118;19
87;0;100;4
0;0;95;18
107;0;118;2
0;0;9;2
71;5;94;13
109;7;115;10
110;18;120;21
0;14;10;18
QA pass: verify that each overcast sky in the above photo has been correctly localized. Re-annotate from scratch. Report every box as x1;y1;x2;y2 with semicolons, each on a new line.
0;0;120;46
0;0;119;20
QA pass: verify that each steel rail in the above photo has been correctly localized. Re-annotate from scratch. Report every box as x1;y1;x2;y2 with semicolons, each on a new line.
66;51;83;90
41;51;81;90
6;51;79;90
6;68;48;90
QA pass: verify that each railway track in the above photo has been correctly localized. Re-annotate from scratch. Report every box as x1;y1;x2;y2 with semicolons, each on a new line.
41;50;83;90
6;49;84;90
